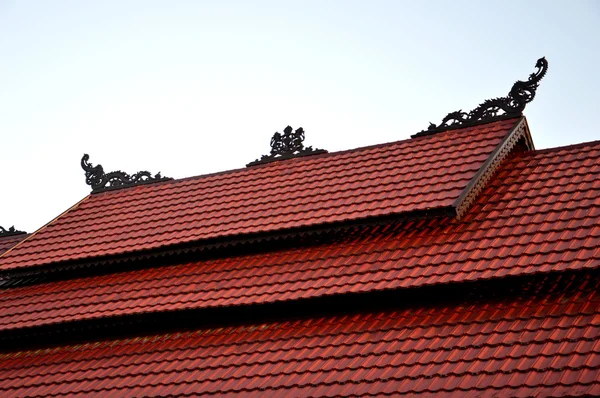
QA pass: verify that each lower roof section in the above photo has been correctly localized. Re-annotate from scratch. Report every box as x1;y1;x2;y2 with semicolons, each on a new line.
0;271;597;397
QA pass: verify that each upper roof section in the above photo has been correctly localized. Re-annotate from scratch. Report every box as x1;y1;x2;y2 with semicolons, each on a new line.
0;118;527;271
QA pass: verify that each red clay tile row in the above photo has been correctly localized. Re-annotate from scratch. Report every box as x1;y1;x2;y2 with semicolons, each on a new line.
0;273;597;397
0;170;471;258
0;247;596;331
3;216;599;318
0;211;596;327
0;140;598;331
81;122;505;211
1;274;596;374
0;119;519;270
0;234;28;255
1;183;467;261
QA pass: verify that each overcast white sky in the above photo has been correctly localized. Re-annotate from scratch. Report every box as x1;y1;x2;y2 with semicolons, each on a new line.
1;1;599;232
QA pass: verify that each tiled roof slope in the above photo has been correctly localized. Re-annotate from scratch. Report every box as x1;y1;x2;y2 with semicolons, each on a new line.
0;234;29;255
1;140;598;332
0;118;521;271
0;272;597;397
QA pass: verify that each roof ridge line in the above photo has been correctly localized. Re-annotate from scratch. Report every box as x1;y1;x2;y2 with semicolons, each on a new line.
529;139;600;155
90;119;518;192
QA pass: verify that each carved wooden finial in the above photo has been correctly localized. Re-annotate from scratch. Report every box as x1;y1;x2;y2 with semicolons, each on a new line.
247;126;327;167
81;154;172;193
414;57;548;137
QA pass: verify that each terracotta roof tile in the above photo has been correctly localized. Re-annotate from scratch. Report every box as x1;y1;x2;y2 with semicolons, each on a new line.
0;118;520;270
0;273;597;397
0;140;598;332
0;234;28;255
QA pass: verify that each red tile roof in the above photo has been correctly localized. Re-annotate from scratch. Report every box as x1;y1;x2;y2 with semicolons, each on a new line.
1;109;598;398
1;139;597;332
0;234;29;256
0;118;521;271
0;272;597;397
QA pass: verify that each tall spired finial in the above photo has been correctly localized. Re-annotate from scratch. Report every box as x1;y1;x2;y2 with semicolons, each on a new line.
247;126;327;166
81;154;172;193
414;57;548;137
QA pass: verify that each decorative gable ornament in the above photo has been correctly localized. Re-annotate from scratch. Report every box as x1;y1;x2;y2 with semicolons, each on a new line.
414;57;548;137
247;126;327;166
81;154;172;193
0;226;26;237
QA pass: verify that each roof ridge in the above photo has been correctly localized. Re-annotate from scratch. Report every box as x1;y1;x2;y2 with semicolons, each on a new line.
89;118;520;192
528;139;600;155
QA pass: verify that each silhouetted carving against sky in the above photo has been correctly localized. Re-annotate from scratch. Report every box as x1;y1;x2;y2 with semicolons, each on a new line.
1;1;599;231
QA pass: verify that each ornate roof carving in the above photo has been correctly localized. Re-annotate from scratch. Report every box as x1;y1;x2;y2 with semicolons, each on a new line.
247;126;327;166
414;57;548;137
81;154;172;193
0;226;26;237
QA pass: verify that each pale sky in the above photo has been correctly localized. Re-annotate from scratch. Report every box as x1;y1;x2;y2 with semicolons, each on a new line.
1;1;599;232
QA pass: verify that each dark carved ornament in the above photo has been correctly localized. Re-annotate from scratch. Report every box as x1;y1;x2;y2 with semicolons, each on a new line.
247;126;327;166
81;154;172;193
414;57;548;137
0;226;26;237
